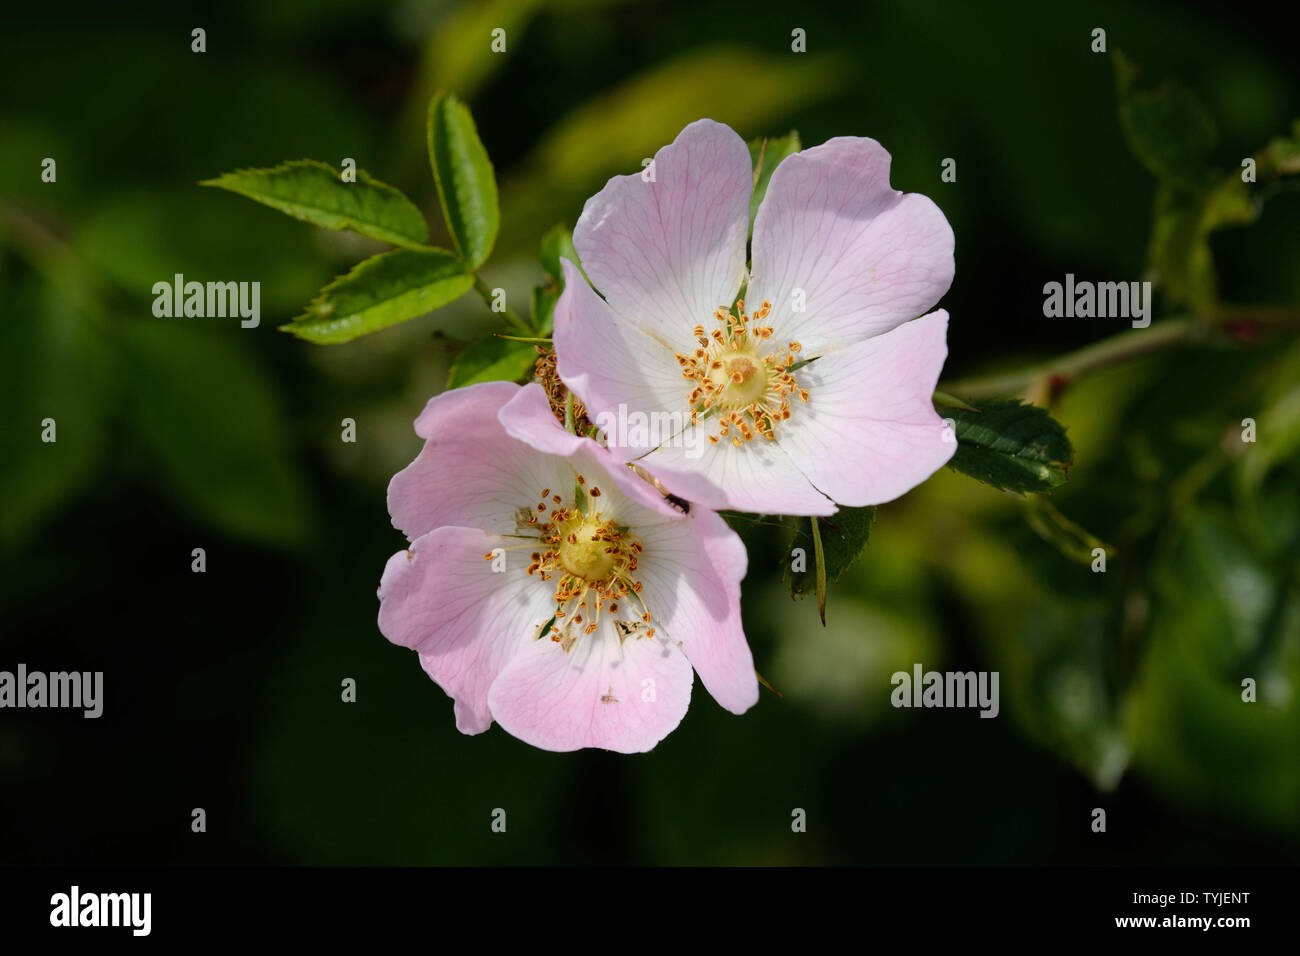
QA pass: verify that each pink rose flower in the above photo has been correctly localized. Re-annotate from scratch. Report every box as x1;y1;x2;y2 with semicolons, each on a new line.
554;119;957;515
377;380;758;753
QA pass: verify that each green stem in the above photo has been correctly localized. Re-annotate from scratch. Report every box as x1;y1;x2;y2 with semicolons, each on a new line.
942;306;1300;401
471;274;532;336
941;318;1199;399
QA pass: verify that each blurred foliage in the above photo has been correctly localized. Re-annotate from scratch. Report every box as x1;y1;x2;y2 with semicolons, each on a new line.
1115;49;1277;311
2;0;1299;865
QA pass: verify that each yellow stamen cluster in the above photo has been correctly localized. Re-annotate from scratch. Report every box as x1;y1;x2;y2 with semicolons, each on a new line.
673;299;809;446
489;478;654;653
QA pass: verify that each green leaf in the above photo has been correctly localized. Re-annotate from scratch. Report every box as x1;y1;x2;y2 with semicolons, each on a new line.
1147;174;1256;309
1259;118;1300;177
200;159;430;248
1114;57;1294;310
1147;187;1218;309
121;322;310;547
945;399;1073;493
748;131;800;234
522;48;842;188
531;285;559;336
419;0;542;100
1200;170;1258;227
1234;366;1300;523
447;334;538;388
785;506;877;602
810;515;827;623
1133;505;1300;827
539;222;580;284
284;248;472;344
1014;595;1133;791
1113;51;1217;192
533;223;582;334
427;93;499;269
503;47;845;239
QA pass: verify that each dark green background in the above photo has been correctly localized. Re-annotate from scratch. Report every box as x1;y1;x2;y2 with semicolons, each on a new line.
2;0;1298;864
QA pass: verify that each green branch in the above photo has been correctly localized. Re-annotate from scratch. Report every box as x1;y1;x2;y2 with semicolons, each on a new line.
942;307;1300;401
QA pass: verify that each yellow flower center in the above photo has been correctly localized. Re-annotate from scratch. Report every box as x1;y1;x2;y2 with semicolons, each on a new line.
492;476;655;653
709;352;766;406
674;299;810;447
558;515;617;581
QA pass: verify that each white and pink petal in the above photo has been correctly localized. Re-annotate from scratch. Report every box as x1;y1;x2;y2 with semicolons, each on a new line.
388;381;570;541
553;258;690;459
487;623;694;754
573;119;753;349
377;526;555;735
498;382;685;527
634;508;758;714
637;426;837;516
749;137;954;355
776;310;956;507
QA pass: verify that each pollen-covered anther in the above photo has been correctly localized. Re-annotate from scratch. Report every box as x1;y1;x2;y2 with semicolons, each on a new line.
672;299;808;445
522;485;654;652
